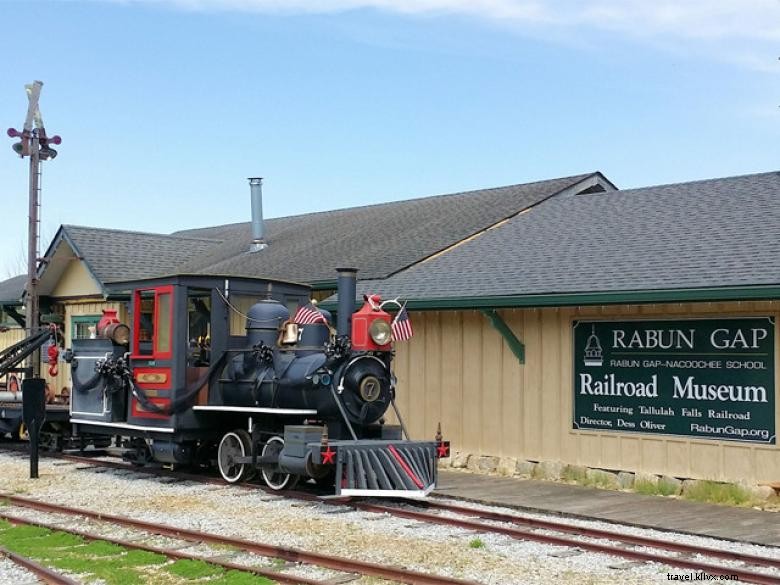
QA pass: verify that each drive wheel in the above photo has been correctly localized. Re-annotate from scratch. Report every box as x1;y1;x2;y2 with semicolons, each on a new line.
218;429;253;484
260;436;299;491
17;422;29;441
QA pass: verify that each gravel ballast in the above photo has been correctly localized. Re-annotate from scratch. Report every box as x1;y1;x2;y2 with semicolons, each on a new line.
0;452;775;584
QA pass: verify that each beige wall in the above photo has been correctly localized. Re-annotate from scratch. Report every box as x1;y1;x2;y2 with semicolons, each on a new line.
50;259;102;298
392;301;780;484
0;327;26;385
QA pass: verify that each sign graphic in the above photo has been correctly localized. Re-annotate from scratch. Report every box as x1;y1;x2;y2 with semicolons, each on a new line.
573;318;775;444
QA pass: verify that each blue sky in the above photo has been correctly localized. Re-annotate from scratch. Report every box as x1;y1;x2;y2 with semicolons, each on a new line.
1;0;779;278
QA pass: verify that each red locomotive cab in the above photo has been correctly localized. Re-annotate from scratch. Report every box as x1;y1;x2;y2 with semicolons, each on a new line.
351;294;393;351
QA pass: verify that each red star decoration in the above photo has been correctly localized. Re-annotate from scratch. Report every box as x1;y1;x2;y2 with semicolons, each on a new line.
436;441;450;458
321;446;336;465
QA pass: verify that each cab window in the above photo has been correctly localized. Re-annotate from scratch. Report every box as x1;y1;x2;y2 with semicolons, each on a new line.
133;286;174;358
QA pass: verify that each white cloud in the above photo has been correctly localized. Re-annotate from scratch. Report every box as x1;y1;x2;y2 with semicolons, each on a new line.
91;0;780;71
104;0;780;40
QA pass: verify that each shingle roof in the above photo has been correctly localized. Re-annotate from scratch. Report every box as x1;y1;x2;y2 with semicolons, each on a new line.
62;226;224;283
354;171;780;302
0;274;26;304
173;173;600;283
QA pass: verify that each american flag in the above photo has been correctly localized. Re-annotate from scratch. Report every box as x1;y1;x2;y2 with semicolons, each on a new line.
391;305;413;341
293;302;327;325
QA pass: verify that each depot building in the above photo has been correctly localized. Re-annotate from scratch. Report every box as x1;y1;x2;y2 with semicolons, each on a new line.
338;170;780;486
1;169;779;486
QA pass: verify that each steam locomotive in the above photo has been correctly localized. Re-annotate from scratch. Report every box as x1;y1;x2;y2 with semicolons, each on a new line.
64;268;447;496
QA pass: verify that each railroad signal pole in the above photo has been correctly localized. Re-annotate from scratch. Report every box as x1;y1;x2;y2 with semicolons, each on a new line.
7;81;61;375
7;81;61;479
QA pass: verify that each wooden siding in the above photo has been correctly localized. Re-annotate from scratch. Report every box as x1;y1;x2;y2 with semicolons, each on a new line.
393;302;780;483
48;299;128;396
0;327;26;384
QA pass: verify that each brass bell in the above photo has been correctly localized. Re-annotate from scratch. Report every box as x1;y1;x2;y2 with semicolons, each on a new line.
280;322;299;345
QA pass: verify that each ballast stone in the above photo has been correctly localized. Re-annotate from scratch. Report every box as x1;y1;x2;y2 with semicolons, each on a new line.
659;475;683;495
585;468;620;489
617;471;635;490
497;456;518;476
451;452;470;468
535;460;565;481
515;460;537;478
635;472;660;487
750;485;776;501
468;455;499;474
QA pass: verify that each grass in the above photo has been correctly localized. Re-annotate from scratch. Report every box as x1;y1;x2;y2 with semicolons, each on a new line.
166;559;224;579
468;538;485;549
561;466;587;484
561;466;617;489
633;478;679;497
0;521;274;584
682;480;754;506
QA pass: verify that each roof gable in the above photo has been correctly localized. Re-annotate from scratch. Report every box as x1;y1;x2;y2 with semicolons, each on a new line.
62;226;224;285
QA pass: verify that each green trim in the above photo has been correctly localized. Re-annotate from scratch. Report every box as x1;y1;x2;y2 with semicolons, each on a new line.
481;309;525;364
310;280;337;290
71;315;102;324
397;285;780;311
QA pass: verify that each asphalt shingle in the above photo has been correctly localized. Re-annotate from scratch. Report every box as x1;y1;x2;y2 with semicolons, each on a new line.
62;226;224;283
0;275;25;304
173;173;598;283
355;171;780;301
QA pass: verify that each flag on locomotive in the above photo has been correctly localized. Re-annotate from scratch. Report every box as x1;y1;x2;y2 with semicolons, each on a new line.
64;269;447;498
391;304;413;342
292;302;327;325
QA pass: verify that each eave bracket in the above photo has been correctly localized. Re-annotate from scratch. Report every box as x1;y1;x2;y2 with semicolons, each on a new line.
480;309;524;364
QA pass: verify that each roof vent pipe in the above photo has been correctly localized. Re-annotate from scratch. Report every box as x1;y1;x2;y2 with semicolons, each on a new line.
248;177;267;252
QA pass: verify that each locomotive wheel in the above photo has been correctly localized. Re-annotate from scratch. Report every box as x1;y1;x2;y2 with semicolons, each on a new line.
17;422;29;441
260;436;299;491
217;429;253;484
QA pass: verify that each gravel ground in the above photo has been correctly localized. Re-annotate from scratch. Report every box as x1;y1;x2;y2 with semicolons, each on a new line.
0;555;39;585
0;453;775;584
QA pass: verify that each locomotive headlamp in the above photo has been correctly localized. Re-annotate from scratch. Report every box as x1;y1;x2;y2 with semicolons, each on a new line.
104;322;130;346
369;319;392;346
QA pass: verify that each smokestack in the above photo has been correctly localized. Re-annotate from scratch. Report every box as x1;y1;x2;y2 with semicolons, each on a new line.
248;177;267;252
336;267;357;337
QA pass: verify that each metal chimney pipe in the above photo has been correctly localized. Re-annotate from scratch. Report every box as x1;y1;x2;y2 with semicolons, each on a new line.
248;177;267;252
336;267;358;337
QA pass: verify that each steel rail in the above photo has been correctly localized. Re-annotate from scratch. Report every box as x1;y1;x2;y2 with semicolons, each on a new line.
413;499;780;569
0;494;476;585
0;511;324;585
6;449;780;584
0;544;79;585
351;502;780;585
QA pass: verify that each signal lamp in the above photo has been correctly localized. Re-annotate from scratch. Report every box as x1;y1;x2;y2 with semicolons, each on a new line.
369;319;392;346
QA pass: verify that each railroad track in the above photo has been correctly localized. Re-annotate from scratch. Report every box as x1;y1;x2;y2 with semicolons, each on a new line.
0;545;78;585
0;511;318;585
0;493;477;585
4;446;780;584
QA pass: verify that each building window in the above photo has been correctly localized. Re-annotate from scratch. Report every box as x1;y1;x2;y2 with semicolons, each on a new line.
71;315;101;340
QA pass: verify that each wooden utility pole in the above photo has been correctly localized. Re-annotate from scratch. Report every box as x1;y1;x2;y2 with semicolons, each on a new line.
7;81;61;374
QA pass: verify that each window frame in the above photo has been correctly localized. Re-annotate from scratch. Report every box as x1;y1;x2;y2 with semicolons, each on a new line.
132;285;174;360
71;314;102;341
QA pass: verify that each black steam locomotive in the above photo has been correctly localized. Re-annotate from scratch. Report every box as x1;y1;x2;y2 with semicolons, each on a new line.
66;269;446;496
